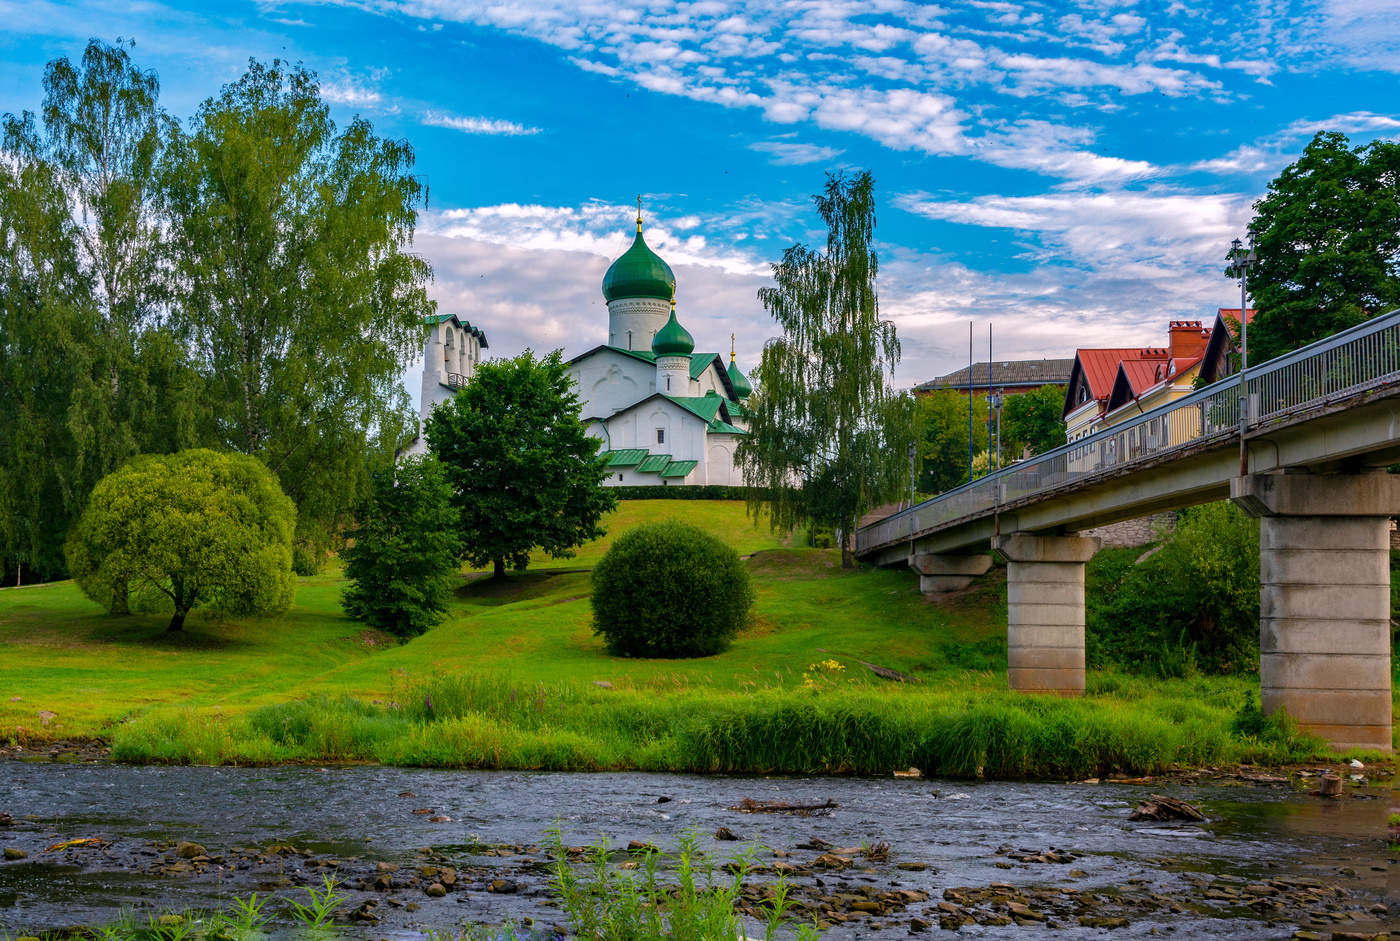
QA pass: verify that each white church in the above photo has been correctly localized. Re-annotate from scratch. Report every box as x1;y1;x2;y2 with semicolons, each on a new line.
412;208;755;487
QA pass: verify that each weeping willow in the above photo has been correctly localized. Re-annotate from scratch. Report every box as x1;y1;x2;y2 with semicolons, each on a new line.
737;171;914;567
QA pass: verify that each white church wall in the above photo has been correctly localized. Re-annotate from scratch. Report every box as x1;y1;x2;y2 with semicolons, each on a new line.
569;351;655;420
706;437;743;486
607;297;670;351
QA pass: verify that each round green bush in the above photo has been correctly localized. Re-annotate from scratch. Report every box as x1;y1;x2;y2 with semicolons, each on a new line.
591;521;754;658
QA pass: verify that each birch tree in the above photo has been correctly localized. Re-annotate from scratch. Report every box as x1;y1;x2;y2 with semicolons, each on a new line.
737;171;915;567
161;59;433;559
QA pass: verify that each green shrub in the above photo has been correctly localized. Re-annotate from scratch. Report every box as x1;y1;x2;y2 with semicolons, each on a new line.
590;521;754;658
341;456;461;638
66;449;296;631
1087;502;1260;675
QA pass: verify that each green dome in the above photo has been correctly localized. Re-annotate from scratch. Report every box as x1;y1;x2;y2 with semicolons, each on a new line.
727;358;753;399
602;227;676;302
652;307;694;356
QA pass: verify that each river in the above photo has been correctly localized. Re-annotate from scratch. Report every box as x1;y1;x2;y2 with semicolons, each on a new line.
0;761;1393;938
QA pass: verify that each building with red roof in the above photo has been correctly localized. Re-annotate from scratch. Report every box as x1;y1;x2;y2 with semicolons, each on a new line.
1063;312;1251;442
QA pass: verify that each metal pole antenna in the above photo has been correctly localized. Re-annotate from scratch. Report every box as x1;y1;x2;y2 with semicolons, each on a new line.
990;323;1000;471
967;321;974;483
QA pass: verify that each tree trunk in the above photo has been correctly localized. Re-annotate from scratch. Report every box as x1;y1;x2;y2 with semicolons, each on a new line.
167;607;186;632
493;557;506;581
110;576;130;615
840;520;854;569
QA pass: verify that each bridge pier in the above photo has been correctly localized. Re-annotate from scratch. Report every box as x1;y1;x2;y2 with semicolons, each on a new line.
992;532;1101;697
1231;472;1398;753
909;552;993;594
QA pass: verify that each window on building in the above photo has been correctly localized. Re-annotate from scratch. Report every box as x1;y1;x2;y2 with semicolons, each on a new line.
666;376;671;391
656;428;665;444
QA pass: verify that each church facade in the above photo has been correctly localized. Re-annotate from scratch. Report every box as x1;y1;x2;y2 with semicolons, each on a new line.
567;210;754;487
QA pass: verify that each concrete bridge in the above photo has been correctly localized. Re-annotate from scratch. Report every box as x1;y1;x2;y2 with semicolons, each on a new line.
857;309;1400;753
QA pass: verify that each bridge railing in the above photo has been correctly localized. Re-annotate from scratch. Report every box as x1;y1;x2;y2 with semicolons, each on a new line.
858;307;1400;555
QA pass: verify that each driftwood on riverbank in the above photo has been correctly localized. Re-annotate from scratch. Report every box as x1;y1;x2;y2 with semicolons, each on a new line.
1128;795;1205;822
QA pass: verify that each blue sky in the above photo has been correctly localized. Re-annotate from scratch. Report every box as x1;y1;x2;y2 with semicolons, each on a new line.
3;0;1399;397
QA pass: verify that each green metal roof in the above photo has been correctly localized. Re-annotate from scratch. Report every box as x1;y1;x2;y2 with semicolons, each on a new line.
664;395;723;424
635;453;672;473
659;460;697;479
603;345;656;364
689;353;720;379
727;358;753;398
423;313;489;348
602;228;675;302
708;421;746;435
652;307;694;356
605;449;648;467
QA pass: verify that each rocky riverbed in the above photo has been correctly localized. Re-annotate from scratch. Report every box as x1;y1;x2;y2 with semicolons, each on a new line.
0;758;1394;938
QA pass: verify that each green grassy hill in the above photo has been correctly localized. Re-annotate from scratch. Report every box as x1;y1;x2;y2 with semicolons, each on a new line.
0;500;1358;774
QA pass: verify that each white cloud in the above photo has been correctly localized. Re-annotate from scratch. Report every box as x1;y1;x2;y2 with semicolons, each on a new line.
421;110;541;136
299;0;1248;183
320;70;386;108
748;139;845;165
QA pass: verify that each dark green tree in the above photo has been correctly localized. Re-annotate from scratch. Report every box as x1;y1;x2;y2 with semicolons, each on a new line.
341;456;462;639
4;39;198;473
912;390;988;495
161;59;432;563
736;171;915;566
1001;385;1067;459
1;39;200;589
1247;131;1400;361
0;145;96;585
66;449;296;631
426;350;616;580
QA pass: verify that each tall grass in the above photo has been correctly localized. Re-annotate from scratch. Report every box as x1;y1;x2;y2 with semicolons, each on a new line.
110;671;1331;778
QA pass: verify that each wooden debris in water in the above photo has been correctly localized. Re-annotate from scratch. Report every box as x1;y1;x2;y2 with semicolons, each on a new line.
730;797;839;816
1128;795;1205;822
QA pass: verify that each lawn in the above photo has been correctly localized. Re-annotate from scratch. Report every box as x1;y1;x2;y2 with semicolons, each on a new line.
0;499;1370;775
0;500;1003;736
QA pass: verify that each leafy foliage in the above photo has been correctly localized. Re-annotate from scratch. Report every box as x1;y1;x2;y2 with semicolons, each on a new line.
1;39;202;587
66;449;296;631
1247;131;1400;361
341;456;462;639
1086;502;1260;676
1001;385;1067;458
160;58;431;560
737;171;915;566
427;349;616;579
591;521;754;658
913;390;988;494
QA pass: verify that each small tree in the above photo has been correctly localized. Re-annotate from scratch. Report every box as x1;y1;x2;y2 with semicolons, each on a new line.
341;456;461;639
67;449;296;631
913;390;989;494
426;349;617;579
737;171;914;567
591;522;754;658
1001;385;1067;458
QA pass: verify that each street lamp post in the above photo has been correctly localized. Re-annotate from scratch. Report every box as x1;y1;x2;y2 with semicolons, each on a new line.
1226;235;1257;475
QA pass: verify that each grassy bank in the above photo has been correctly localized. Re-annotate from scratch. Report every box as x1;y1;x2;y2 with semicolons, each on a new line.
107;672;1322;778
0;500;1385;775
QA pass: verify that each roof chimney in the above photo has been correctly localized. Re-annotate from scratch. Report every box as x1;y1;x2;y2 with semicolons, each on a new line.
1169;320;1209;362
